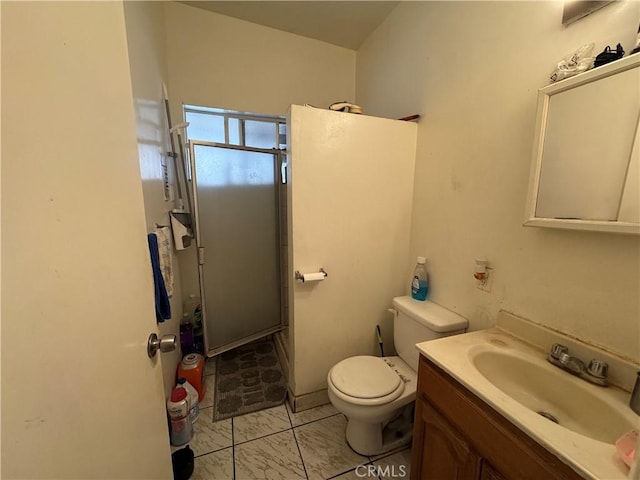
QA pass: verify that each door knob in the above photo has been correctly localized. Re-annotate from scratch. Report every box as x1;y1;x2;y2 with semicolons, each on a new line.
147;333;177;358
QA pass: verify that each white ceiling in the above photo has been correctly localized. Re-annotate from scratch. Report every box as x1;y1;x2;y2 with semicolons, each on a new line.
179;1;399;50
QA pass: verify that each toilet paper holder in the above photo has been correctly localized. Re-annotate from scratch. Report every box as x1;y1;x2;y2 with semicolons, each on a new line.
295;268;328;282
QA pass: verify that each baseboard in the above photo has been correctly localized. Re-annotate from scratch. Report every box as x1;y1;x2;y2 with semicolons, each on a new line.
289;388;330;413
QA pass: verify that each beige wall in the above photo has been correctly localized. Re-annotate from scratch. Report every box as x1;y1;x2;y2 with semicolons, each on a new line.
123;1;183;398
164;1;356;117
356;1;640;362
163;1;358;333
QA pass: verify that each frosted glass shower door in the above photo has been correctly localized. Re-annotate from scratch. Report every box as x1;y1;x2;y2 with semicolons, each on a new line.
190;142;282;354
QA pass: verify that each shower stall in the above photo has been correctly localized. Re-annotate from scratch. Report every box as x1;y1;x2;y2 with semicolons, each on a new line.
185;107;288;356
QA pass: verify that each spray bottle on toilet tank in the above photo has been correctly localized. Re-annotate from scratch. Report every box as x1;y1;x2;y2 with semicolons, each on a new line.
411;256;429;301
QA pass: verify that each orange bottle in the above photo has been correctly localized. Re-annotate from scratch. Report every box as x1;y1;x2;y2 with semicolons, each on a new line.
177;353;205;401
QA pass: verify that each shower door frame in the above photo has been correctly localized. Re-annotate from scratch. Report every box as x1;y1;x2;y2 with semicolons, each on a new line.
188;139;287;357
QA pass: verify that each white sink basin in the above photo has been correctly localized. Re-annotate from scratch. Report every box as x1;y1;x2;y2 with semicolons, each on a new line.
471;349;636;444
416;327;640;480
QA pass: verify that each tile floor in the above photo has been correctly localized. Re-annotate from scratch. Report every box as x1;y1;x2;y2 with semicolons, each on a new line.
184;357;412;480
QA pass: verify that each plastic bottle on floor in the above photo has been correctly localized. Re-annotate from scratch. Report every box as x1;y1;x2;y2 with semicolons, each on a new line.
167;387;193;446
178;353;206;401
177;377;200;423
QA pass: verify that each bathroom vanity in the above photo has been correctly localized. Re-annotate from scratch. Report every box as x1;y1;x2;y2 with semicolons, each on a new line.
411;355;581;480
411;319;639;480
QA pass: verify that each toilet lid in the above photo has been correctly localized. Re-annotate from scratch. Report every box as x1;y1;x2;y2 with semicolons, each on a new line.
329;356;401;399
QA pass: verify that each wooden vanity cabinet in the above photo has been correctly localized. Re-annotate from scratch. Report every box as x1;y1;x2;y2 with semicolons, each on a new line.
411;356;583;480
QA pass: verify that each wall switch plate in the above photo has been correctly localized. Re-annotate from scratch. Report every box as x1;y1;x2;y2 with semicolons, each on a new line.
476;267;493;292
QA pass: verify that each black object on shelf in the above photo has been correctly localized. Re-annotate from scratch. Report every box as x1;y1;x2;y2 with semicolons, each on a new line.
594;43;625;68
631;23;640;55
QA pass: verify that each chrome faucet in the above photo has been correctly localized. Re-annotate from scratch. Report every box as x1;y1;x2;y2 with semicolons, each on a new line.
631;371;640;415
547;343;608;387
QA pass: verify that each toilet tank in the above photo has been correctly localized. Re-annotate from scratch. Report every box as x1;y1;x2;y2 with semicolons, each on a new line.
392;296;468;371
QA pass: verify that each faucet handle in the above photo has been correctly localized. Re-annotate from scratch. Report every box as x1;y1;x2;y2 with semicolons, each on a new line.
550;343;569;360
587;359;608;379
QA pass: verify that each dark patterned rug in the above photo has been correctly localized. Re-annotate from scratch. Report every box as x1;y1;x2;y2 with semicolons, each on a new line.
213;340;287;421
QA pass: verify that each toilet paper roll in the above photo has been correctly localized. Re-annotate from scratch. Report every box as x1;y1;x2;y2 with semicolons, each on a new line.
302;272;326;283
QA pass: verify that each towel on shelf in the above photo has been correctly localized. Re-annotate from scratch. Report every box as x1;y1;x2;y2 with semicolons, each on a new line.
147;233;171;323
154;226;174;298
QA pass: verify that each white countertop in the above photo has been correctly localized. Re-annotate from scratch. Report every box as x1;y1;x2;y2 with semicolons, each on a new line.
416;328;639;480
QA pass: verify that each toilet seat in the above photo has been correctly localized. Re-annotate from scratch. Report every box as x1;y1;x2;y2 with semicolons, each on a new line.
329;356;404;406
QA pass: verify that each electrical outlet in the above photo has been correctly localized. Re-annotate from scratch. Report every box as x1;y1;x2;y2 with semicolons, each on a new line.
476;267;493;292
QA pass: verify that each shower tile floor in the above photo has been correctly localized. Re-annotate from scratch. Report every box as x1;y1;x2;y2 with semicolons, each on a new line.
183;357;412;480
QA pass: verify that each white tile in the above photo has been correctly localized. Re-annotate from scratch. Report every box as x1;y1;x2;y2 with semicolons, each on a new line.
329;465;374;480
234;430;306;480
190;408;233;457
233;404;292;444
294;414;368;480
373;448;412;480
286;400;340;427
199;374;216;409
370;444;411;462
191;447;234;480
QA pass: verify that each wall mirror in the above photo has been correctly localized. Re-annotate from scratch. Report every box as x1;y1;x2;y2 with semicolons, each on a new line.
525;54;640;234
562;1;614;26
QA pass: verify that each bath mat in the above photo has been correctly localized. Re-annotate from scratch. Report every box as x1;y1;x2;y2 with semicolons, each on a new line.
213;340;287;421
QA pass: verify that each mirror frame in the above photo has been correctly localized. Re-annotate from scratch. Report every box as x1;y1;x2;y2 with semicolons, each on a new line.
524;54;640;235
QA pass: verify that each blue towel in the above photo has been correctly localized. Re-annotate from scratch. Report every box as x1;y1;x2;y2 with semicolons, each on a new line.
147;233;171;322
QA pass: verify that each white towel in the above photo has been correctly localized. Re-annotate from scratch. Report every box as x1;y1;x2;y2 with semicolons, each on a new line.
154;226;174;298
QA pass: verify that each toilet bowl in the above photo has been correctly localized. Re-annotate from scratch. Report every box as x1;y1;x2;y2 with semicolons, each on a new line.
327;296;468;456
328;355;417;456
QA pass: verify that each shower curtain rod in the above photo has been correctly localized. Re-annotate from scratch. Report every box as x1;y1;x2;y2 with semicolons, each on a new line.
189;140;287;156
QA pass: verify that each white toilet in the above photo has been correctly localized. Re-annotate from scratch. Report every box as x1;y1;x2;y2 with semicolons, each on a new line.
327;296;468;456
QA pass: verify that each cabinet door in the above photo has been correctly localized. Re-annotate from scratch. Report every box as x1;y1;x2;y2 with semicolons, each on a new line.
411;398;481;480
480;461;507;480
